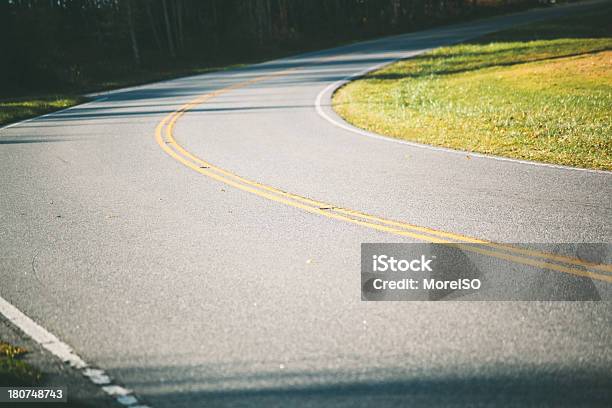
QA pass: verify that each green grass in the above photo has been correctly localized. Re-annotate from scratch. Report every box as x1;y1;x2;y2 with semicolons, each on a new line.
333;5;612;170
1;341;97;407
0;96;85;127
0;341;41;386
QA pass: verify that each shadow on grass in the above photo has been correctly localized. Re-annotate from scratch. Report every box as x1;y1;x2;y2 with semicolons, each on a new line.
362;3;612;80
366;47;611;80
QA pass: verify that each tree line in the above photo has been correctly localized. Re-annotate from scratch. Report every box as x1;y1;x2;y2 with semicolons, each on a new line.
1;0;542;95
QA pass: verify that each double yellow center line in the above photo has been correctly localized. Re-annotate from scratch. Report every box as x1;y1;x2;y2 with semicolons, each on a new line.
154;68;612;283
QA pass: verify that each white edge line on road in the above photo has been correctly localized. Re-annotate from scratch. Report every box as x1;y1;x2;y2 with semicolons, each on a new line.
0;296;150;407
314;49;612;176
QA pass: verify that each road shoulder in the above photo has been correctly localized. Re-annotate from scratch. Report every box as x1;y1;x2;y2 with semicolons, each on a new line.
0;315;114;407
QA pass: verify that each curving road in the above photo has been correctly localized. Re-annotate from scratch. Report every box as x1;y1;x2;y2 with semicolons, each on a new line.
1;1;611;407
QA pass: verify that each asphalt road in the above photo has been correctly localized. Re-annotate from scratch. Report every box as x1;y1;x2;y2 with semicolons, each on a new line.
1;1;611;407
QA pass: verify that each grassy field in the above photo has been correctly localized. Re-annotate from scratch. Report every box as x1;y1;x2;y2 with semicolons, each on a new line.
333;6;612;170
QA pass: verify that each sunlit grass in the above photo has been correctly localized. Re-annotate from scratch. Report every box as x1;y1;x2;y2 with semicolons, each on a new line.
0;341;41;385
0;96;84;127
333;7;612;170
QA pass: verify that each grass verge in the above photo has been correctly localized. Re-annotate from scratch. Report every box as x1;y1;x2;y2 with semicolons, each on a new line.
333;5;612;170
0;341;41;386
0;96;85;128
1;340;98;407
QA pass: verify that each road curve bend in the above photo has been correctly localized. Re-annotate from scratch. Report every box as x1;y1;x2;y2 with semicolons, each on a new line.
1;1;611;407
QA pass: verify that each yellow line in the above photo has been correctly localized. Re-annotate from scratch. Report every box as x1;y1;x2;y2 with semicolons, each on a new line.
330;208;612;273
163;84;612;274
154;70;612;283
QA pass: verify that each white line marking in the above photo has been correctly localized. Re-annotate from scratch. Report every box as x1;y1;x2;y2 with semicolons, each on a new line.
117;396;140;406
0;296;150;407
83;368;112;385
0;296;87;369
102;385;132;396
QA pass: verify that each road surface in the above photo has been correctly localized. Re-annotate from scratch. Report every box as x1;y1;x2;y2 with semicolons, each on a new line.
1;1;611;407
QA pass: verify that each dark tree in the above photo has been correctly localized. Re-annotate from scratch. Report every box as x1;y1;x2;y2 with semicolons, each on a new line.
1;0;540;95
